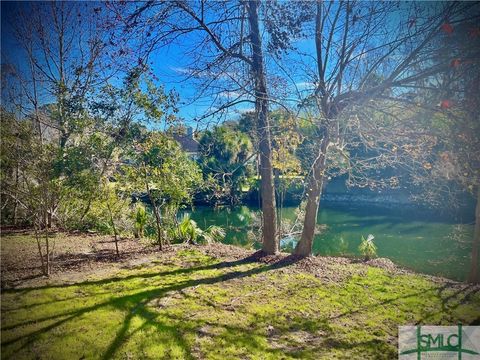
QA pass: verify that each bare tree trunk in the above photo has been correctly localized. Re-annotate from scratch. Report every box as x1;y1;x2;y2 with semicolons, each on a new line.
47;211;52;229
113;233;119;258
295;0;332;258
247;0;277;255
275;170;280;238
147;185;163;251
13;165;19;226
275;170;285;241
295;136;329;257
468;187;480;283
107;202;120;257
151;202;163;251
34;226;46;275
45;228;50;276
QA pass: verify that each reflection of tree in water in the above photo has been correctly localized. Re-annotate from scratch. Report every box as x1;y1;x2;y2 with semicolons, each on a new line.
336;236;350;256
315;233;349;257
449;224;473;249
232;206;309;251
234;206;262;248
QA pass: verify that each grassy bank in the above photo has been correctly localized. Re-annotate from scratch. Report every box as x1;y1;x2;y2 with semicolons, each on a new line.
1;234;479;359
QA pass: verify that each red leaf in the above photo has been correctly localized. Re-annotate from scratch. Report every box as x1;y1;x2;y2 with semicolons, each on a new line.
450;59;461;67
440;100;453;109
441;23;454;34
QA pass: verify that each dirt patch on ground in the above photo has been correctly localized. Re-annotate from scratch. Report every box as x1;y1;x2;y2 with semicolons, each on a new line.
194;242;413;283
0;232;455;290
0;231;159;288
200;242;255;261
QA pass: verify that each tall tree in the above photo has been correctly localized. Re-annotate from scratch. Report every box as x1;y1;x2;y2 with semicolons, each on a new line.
1;2;141;271
246;0;277;253
288;1;480;256
2;2;111;228
114;0;280;253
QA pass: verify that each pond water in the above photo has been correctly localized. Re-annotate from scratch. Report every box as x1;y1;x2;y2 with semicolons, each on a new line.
185;202;475;281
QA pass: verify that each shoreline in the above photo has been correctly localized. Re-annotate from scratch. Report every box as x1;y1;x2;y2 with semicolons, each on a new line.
1;232;470;290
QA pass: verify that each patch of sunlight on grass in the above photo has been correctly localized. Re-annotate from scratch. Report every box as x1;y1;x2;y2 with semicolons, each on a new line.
2;248;479;359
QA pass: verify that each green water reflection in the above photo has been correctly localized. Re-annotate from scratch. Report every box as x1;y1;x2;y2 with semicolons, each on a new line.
186;203;474;281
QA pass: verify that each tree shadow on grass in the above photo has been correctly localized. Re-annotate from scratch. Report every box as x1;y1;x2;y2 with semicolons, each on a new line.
1;252;300;359
419;284;480;324
329;283;480;334
2;252;265;295
3;256;288;337
3;253;478;359
328;282;479;328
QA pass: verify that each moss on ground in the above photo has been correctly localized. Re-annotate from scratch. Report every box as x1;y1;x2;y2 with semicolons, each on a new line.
1;247;479;359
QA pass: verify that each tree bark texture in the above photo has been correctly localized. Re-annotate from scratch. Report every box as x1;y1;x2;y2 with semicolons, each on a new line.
247;0;278;254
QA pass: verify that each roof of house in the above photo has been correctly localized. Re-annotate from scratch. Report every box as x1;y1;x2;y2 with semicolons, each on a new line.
173;133;199;153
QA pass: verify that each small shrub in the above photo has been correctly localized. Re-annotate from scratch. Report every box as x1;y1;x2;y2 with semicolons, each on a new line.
359;234;377;261
200;225;226;244
177;215;199;243
133;204;148;239
174;215;225;244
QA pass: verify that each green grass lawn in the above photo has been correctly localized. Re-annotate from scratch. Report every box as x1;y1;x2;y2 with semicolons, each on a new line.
1;248;479;359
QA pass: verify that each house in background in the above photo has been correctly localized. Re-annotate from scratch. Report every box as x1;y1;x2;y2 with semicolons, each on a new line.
172;127;200;159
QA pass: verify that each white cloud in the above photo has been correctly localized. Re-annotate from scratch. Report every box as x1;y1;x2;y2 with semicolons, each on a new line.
170;66;196;75
294;81;316;91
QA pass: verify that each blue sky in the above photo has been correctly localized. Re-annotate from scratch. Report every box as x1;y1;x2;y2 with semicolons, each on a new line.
1;1;451;128
0;0;317;127
0;1;248;126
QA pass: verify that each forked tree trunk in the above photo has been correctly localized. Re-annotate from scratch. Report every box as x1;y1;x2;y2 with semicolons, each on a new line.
247;0;278;254
149;196;163;251
107;202;120;257
295;136;329;257
468;187;480;283
295;0;333;257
